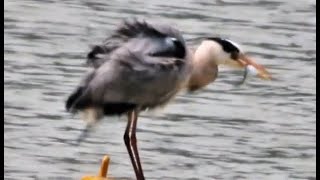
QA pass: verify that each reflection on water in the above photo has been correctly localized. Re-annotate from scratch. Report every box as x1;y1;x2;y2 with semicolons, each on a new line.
4;0;316;179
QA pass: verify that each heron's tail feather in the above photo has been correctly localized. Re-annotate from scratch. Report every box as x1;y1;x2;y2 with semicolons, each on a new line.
65;87;84;112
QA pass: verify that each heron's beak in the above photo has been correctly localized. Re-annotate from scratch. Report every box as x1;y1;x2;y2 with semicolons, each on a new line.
236;53;271;80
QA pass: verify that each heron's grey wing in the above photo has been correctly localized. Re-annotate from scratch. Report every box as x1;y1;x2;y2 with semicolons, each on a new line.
86;37;125;68
75;49;190;110
69;20;191;113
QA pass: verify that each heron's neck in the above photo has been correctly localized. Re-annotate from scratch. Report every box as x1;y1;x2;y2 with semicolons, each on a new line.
187;44;218;92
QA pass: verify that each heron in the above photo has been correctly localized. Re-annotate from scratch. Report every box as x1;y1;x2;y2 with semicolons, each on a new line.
66;20;270;180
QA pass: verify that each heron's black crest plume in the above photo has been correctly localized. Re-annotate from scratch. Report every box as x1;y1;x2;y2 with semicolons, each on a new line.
207;37;240;53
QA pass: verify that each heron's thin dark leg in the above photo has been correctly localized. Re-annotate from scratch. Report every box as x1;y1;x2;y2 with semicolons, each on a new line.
124;111;139;180
130;109;145;180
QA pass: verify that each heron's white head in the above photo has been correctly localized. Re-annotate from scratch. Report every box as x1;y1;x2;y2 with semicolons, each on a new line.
196;37;271;80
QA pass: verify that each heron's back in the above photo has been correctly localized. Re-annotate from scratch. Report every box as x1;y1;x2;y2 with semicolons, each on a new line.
66;19;192;117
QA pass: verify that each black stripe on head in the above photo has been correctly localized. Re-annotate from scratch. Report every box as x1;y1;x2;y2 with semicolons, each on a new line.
207;37;240;53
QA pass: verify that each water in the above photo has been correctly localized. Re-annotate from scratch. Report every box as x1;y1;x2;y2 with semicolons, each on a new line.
4;0;316;179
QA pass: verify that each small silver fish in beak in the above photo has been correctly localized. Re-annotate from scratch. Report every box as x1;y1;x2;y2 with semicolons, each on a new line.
237;65;259;85
237;53;271;80
233;53;271;85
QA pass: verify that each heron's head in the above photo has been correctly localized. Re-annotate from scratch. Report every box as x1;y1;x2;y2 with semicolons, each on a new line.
199;37;271;80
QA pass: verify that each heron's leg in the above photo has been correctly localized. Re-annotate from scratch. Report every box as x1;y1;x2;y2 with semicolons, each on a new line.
130;109;145;180
124;111;139;180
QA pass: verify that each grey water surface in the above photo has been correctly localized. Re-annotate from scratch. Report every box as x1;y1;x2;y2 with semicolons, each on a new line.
4;0;316;179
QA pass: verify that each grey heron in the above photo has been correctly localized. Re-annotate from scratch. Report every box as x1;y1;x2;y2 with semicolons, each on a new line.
66;19;270;180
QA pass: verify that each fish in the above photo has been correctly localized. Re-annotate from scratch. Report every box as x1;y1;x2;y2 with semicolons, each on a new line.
236;65;259;86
